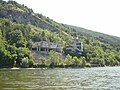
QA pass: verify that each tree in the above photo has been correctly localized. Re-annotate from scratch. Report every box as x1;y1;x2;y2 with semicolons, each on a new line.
0;49;15;68
16;47;34;67
48;50;62;66
26;40;33;49
73;56;81;66
64;54;73;65
8;30;26;47
21;57;33;68
81;57;86;67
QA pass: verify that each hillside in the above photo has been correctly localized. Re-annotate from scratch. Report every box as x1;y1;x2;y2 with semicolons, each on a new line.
0;0;120;68
0;0;66;33
65;25;120;47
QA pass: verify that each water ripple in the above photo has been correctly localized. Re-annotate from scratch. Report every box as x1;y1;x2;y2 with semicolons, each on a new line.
0;67;120;90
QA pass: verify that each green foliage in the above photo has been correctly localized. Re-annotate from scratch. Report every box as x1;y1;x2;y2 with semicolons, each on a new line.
48;50;62;66
21;57;33;68
0;0;120;68
0;18;34;67
64;54;73;65
21;57;29;68
8;30;26;47
85;63;91;67
81;57;86;67
73;56;81;66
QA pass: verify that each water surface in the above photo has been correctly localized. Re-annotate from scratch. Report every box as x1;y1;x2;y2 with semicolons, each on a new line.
0;67;120;90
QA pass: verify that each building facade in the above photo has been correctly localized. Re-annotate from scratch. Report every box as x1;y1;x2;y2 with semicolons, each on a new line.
67;35;83;52
32;41;63;53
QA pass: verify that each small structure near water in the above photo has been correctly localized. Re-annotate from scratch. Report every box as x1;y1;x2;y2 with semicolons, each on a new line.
32;41;63;54
32;34;83;55
66;35;83;52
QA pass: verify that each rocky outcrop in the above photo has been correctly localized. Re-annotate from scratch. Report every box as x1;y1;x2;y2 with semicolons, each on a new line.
0;8;59;32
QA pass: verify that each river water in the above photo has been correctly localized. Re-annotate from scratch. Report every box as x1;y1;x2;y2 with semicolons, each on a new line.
0;67;120;90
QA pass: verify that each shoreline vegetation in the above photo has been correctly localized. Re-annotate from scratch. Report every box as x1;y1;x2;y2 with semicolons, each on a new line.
0;0;120;68
0;50;119;68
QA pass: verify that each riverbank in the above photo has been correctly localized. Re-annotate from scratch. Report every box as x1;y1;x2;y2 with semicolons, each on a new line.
0;62;119;69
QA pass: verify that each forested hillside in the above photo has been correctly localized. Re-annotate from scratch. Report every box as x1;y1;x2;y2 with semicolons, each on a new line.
0;0;120;68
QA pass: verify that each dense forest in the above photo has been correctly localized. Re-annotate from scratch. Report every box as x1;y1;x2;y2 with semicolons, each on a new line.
0;0;120;68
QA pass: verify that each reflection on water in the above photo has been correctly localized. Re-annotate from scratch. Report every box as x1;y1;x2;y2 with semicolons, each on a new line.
0;67;120;90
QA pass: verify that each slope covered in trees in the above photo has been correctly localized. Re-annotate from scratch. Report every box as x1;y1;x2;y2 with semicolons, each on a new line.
0;0;120;68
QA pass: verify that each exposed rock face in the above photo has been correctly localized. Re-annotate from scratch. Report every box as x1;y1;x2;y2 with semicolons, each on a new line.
0;8;59;32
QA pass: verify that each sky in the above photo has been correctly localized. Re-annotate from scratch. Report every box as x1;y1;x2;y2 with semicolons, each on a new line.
5;0;120;37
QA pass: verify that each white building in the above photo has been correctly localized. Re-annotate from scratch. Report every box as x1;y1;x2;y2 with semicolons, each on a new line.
69;36;83;52
32;41;63;53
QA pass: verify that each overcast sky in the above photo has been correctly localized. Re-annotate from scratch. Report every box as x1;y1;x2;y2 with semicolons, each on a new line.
5;0;120;37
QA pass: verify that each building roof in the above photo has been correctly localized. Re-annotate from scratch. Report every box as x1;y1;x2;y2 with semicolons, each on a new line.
33;41;62;49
